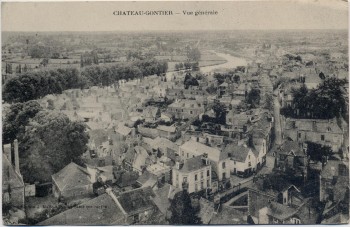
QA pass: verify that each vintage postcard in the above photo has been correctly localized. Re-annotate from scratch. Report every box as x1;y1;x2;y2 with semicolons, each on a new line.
1;0;349;225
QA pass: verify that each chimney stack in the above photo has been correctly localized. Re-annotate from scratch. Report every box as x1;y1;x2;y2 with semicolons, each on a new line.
14;139;20;174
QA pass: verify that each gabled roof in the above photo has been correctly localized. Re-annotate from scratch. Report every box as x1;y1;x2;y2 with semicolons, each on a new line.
179;155;209;172
52;162;91;192
224;144;252;162
278;141;305;156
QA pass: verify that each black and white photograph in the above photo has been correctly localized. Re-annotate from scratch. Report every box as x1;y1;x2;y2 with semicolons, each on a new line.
1;0;349;225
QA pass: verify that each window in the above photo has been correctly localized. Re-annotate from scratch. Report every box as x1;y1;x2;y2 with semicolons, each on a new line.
195;184;198;192
182;151;184;156
183;177;187;182
222;162;226;169
187;153;189;158
248;162;251;167
201;171;204;179
223;172;226;179
292;218;300;224
207;170;210;177
321;135;325;141
298;133;301;138
234;161;236;165
190;111;193;115
248;155;250;159
201;181;204;189
207;179;210;187
195;174;198;181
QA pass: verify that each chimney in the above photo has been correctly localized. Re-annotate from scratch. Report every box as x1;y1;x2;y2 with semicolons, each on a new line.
14;139;20;174
3;144;12;164
202;153;209;165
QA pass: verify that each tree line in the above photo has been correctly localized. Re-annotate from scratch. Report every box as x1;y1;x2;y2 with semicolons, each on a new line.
3;59;168;103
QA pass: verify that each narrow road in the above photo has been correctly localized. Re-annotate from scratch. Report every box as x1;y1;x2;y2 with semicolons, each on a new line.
273;88;282;146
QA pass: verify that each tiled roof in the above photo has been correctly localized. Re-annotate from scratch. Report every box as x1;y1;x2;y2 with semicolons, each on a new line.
116;187;156;216
52;162;91;192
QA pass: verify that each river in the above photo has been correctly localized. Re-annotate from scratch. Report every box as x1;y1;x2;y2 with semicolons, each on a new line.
200;52;249;73
165;52;248;80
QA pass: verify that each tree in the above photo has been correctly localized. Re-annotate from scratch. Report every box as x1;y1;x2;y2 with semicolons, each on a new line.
40;58;49;67
264;94;274;111
306;141;333;162
20;111;89;183
212;100;227;125
247;88;261;108
2;100;43;144
184;72;199;89
169;190;202;224
233;74;240;83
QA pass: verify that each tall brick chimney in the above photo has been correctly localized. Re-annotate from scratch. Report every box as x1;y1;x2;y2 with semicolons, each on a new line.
14;139;20;174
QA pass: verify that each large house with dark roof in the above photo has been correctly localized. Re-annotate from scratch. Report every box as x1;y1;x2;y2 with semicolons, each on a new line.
283;118;344;151
179;140;231;181
172;155;212;193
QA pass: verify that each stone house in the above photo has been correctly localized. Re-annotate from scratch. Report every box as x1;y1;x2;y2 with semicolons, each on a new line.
283;118;344;152
172;155;212;193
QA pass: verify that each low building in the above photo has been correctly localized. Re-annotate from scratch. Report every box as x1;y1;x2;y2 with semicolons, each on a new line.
172;155;212;193
52;162;94;201
274;141;308;181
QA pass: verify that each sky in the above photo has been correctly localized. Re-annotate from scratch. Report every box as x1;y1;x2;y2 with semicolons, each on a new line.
1;0;348;32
